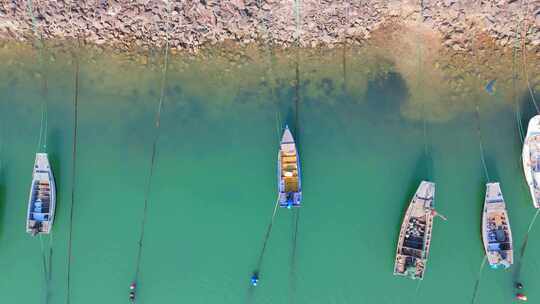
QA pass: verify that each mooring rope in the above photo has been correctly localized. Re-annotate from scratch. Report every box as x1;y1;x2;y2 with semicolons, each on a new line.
409;277;423;303
466;12;492;184
290;4;302;302
47;233;54;285
132;1;172;291
513;29;525;143
39;235;49;304
289;208;301;304
474;106;491;182
470;255;488;304
414;9;432;180
253;197;280;275
293;0;301;138
294;59;300;135
470;107;491;300
64;0;83;302
65;46;80;304
521;208;540;253
256;0;283;138
26;0;48;153
39;233;54;304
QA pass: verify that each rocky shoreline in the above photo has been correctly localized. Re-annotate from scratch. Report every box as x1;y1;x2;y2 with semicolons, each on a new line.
0;1;539;53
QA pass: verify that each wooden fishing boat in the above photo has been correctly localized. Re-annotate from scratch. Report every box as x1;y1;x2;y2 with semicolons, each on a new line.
26;153;56;235
277;125;302;208
394;181;435;280
523;115;540;208
482;182;513;269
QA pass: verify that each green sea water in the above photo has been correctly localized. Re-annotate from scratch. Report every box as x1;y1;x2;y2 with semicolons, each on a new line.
0;42;539;304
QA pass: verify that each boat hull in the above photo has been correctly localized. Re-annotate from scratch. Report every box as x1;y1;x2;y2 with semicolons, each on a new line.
26;153;56;235
522;115;540;208
277;126;302;208
394;181;435;280
482;182;513;269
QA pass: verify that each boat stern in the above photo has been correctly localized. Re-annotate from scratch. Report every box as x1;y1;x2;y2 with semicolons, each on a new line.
279;191;302;208
393;254;425;280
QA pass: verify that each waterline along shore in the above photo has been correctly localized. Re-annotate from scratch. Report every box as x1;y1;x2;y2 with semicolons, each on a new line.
0;1;539;53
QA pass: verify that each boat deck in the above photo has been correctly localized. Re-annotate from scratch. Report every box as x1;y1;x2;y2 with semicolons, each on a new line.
281;151;299;192
394;181;435;280
483;183;513;268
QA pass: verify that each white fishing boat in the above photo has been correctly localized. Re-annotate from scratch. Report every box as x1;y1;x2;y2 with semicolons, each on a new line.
523;115;540;208
277;125;302;208
26;153;56;235
394;181;436;280
482;182;513;269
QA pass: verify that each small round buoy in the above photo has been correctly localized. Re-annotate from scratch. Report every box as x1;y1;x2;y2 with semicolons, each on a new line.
516;293;528;301
251;273;259;286
516;282;524;289
130;282;136;290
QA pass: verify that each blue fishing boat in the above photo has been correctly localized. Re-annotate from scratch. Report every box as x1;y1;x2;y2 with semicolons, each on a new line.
26;153;56;235
277;126;302;208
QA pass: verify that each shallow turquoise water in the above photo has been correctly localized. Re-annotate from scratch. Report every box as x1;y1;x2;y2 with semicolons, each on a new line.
0;43;539;304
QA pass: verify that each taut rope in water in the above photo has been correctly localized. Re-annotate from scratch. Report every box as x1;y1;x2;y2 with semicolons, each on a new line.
39;234;54;304
470;97;490;304
470;256;488;304
289;208;301;304
27;0;48;153
131;1;172;292
65;0;82;302
513;28;526;143
65;44;80;304
468;13;491;184
289;3;302;303
252;197;280;278
474;106;491;182
414;2;432;181
256;0;282;137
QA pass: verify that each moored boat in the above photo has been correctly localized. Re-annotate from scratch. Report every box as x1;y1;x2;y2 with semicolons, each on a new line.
277;125;302;208
26;153;56;235
482;182;513;269
394;181;436;280
522;115;540;208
